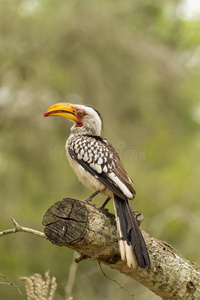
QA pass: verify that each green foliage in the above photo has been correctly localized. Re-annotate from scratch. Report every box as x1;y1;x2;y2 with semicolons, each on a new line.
1;0;200;299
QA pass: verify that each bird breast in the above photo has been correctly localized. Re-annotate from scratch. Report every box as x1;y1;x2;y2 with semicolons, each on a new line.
66;140;113;197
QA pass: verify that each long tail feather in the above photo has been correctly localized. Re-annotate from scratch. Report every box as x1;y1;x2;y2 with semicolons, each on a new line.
113;195;151;269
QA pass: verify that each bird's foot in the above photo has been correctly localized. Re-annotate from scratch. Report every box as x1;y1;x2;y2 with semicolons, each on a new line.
84;190;100;202
98;197;111;211
81;199;96;207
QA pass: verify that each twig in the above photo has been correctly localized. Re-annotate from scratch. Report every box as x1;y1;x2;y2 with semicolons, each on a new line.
0;273;24;299
98;262;136;299
65;252;79;300
0;218;45;238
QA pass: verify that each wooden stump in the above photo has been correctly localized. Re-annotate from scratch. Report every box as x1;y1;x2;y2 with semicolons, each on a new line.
43;198;88;246
42;198;120;263
42;197;200;300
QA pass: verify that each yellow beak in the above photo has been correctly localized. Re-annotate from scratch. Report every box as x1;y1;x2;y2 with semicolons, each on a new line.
43;102;79;123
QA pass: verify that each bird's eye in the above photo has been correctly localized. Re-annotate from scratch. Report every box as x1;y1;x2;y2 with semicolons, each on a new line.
77;110;86;118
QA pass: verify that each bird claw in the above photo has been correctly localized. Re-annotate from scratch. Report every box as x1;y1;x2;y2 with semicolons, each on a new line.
99;206;109;212
81;199;96;207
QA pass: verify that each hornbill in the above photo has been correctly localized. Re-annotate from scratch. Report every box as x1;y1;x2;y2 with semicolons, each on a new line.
43;103;151;269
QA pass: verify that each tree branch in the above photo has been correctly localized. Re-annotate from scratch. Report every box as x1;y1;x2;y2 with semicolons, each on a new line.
0;273;24;299
1;198;200;299
0;218;45;239
42;198;200;300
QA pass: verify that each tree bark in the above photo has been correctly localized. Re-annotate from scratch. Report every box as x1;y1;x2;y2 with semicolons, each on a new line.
42;198;200;300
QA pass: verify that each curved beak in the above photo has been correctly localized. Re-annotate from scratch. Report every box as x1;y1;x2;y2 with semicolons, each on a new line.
43;102;79;122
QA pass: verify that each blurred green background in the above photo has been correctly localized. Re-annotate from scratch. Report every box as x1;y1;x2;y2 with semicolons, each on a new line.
1;0;200;299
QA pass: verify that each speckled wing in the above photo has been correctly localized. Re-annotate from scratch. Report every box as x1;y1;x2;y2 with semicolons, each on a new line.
67;135;136;200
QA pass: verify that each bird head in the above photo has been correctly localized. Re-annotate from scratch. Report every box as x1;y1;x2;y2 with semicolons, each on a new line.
43;103;103;136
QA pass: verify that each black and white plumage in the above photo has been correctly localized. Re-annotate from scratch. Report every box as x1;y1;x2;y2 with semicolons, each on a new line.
44;102;151;269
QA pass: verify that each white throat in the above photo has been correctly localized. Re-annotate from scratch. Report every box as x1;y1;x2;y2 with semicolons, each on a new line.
70;105;103;136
